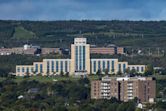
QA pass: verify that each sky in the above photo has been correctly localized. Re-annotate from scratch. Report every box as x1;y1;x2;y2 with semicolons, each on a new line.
0;0;166;21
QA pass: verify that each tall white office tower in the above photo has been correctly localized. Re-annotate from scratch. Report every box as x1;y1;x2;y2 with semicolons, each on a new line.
70;37;90;76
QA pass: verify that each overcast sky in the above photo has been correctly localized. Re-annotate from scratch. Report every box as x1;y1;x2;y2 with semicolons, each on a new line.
1;0;166;21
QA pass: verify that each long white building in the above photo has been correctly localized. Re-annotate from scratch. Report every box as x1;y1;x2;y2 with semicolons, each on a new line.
16;37;146;76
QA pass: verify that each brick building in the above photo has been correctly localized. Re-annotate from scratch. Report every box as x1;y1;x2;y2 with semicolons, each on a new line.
91;76;156;103
90;47;125;55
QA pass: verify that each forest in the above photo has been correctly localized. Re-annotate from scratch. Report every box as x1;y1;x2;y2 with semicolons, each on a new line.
0;20;166;49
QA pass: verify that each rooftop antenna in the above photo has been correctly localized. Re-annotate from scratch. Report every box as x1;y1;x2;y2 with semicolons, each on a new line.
79;30;83;38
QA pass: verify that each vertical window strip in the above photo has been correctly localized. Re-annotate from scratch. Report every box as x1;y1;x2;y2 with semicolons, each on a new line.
107;61;110;72
56;61;59;72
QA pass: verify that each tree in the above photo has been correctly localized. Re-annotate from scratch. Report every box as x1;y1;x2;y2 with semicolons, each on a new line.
107;103;118;111
135;108;142;111
46;71;50;76
144;64;154;76
111;69;115;74
131;68;137;75
104;68;109;75
96;69;101;75
125;68;130;74
117;71;122;76
60;71;64;76
53;71;56;76
65;72;69;77
24;72;30;78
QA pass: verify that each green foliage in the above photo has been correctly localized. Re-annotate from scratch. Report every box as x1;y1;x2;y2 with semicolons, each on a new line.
0;77;139;111
0;20;166;48
156;101;166;110
13;26;36;40
144;64;154;76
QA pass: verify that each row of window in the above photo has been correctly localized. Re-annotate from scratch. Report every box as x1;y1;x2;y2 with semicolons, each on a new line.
17;67;33;73
17;61;70;73
92;60;115;72
92;62;144;73
118;64;126;72
129;66;144;72
46;61;69;72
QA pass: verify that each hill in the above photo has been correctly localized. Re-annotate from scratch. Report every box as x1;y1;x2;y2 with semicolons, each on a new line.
0;20;166;49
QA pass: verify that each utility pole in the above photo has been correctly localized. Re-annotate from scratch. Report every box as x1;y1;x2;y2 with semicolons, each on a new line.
149;48;151;56
162;50;165;56
157;48;160;57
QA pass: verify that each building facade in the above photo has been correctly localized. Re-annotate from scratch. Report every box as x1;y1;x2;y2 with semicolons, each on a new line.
16;37;146;76
90;47;125;55
91;76;156;103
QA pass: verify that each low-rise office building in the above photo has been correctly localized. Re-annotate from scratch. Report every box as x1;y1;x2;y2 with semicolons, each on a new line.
90;47;125;55
0;46;60;55
91;76;156;103
16;37;146;76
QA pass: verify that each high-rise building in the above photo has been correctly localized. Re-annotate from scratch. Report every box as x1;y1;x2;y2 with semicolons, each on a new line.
91;76;156;103
16;37;146;76
70;38;90;75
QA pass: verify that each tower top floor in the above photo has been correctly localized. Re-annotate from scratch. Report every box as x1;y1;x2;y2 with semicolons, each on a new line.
74;38;87;45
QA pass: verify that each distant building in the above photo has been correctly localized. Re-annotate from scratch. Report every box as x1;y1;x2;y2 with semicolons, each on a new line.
90;47;125;55
41;48;59;55
0;46;60;55
16;37;146;76
91;76;156;103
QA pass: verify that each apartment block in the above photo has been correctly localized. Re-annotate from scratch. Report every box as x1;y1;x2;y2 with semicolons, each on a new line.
91;76;156;103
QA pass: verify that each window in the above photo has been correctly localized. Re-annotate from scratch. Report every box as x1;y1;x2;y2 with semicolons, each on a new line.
56;61;59;72
103;61;105;70
107;61;110;72
98;61;101;70
141;67;144;72
65;61;68;72
60;61;63;71
93;61;96;72
47;61;50;72
40;64;43;73
22;67;25;72
83;46;86;70
137;67;139;72
75;46;78;70
26;67;29;73
17;67;20;72
35;64;38;72
79;46;82;70
118;64;121;72
52;61;54;72
123;64;126;72
31;67;33;72
112;60;114;72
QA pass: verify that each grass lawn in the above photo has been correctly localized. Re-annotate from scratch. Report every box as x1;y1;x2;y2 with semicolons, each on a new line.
1;74;165;83
14;76;79;83
0;74;101;83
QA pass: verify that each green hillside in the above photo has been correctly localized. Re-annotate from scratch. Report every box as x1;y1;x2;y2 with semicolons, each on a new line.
12;26;36;40
0;20;166;49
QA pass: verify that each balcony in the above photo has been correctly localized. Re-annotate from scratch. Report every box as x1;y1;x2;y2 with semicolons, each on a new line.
127;87;133;90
